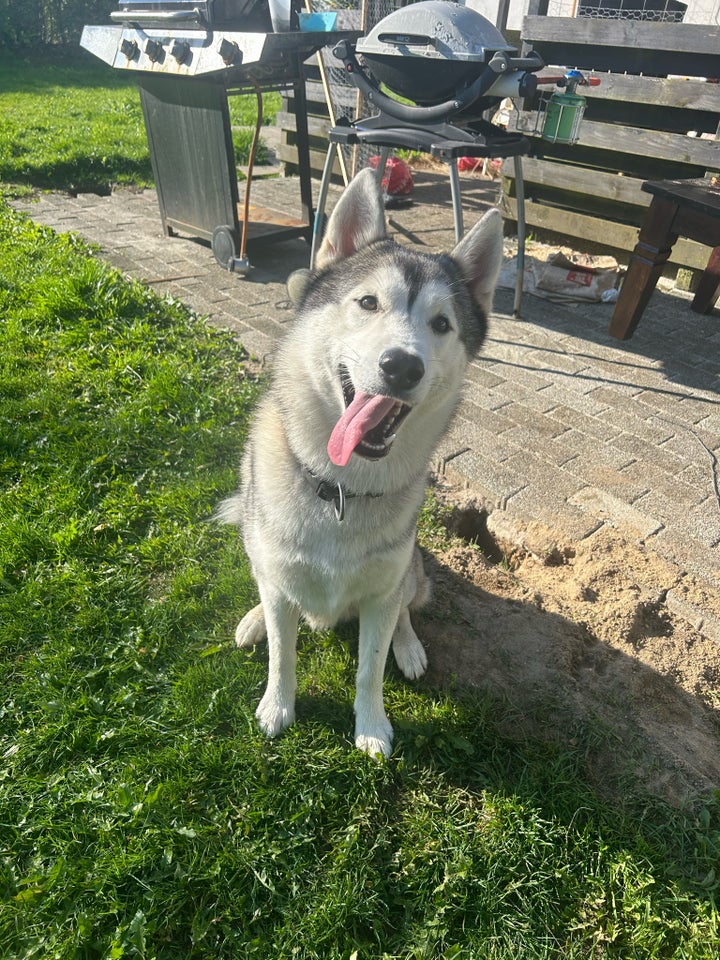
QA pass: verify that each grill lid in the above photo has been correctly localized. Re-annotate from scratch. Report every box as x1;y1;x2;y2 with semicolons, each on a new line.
356;1;515;65
354;0;517;106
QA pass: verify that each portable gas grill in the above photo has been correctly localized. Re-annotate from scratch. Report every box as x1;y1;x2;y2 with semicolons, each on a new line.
81;0;359;270
351;1;541;114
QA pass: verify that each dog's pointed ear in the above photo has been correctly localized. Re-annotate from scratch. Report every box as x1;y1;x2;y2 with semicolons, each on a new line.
451;207;504;316
315;168;387;270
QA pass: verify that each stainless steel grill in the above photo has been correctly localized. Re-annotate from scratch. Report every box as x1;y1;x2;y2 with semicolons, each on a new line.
81;0;340;82
81;1;359;271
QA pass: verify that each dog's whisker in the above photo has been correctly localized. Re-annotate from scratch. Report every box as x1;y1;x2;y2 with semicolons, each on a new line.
338;352;361;368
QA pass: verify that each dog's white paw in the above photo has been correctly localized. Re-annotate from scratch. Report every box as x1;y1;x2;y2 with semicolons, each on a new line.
256;690;295;738
355;732;393;759
392;622;428;681
355;715;393;758
235;604;266;648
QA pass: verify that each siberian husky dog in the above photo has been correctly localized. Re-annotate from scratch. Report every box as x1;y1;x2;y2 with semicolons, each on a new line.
218;168;503;757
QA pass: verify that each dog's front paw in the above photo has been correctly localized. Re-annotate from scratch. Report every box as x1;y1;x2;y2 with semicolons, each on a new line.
256;690;295;738
355;716;393;758
235;604;266;648
355;732;393;759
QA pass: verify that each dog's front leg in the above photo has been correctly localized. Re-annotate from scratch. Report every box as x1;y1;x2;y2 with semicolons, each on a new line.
354;594;401;758
255;585;300;738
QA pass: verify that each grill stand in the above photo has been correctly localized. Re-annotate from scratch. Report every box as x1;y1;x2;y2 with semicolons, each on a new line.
311;116;530;317
137;69;315;269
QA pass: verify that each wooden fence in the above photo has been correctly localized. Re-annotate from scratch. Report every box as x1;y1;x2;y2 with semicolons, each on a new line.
501;16;720;268
277;15;720;267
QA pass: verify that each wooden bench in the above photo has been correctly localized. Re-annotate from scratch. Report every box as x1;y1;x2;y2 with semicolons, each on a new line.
609;178;720;340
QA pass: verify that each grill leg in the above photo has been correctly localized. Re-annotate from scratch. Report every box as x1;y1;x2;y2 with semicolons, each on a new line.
448;158;464;244
376;147;392;187
310;142;339;269
292;71;314;243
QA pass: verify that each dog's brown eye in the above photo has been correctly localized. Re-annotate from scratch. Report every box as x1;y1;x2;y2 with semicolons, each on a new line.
431;315;450;334
358;294;378;311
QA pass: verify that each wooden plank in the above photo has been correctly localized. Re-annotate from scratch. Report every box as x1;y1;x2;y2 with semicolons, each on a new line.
300;80;359;111
502;156;652;207
278;141;342;178
535;71;720;112
277;109;333;140
511;116;720;169
522;17;720;77
503;196;638;247
523;16;720;55
502;196;710;269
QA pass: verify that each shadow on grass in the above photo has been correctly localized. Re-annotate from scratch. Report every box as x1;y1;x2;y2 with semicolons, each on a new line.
0;157;155;195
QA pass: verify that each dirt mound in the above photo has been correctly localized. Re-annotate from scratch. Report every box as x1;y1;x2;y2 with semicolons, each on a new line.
420;486;720;805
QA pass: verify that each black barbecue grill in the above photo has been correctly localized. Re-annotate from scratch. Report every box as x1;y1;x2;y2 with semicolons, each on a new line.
81;0;359;270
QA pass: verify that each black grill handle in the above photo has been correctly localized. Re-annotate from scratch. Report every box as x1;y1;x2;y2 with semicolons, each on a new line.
496;52;545;73
376;33;435;47
333;39;509;125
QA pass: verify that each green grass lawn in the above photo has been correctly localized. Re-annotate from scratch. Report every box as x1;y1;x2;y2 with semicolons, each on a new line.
0;47;281;196
1;46;720;960
2;196;720;960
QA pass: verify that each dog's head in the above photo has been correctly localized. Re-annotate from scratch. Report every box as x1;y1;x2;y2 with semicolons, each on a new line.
293;169;503;468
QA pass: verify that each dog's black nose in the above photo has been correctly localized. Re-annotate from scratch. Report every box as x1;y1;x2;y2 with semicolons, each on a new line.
379;348;425;391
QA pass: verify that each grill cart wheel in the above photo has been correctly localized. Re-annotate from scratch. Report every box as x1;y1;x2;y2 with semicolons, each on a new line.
212;224;239;270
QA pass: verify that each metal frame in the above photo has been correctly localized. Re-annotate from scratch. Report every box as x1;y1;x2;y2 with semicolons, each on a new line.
138;66;315;264
312;124;529;317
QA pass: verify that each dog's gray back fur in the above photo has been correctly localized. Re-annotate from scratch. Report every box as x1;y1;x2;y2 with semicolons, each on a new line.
218;168;503;757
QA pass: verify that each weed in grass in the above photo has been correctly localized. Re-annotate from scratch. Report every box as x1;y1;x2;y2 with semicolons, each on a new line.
417;492;458;553
1;200;720;958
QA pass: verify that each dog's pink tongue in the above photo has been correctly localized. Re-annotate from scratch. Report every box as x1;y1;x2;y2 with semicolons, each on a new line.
328;392;396;466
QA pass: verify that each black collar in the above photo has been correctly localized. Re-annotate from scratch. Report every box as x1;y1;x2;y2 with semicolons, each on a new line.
300;464;383;522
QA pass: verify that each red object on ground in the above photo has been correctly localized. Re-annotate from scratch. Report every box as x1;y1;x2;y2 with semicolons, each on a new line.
368;155;414;196
457;156;484;173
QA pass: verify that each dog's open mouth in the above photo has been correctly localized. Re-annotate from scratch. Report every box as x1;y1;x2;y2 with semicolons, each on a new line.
327;365;411;466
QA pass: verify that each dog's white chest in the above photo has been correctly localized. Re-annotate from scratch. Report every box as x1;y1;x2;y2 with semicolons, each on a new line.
276;519;415;626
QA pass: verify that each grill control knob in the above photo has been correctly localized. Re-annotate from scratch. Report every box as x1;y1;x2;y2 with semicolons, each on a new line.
120;38;138;61
171;40;190;65
144;38;164;63
218;38;242;67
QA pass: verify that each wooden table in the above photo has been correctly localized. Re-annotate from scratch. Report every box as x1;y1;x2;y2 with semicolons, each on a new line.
608;178;720;340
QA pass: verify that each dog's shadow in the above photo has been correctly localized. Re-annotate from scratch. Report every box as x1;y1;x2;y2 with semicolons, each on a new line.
425;553;720;803
291;549;720;807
